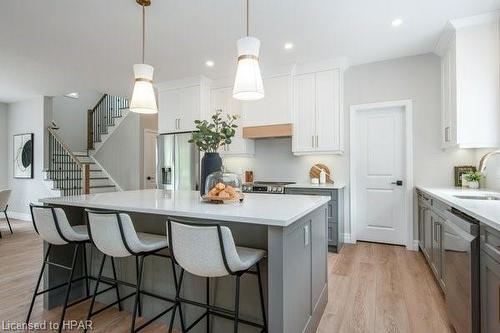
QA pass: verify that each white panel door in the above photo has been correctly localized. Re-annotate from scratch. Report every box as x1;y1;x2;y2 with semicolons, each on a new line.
158;89;181;133
293;73;316;152
355;107;406;245
315;69;340;151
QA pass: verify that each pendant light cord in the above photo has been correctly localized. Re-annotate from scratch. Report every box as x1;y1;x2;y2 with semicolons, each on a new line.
246;0;249;36
142;5;146;63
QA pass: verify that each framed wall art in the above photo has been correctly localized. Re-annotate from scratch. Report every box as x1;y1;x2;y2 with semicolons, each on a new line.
13;133;34;179
454;165;476;187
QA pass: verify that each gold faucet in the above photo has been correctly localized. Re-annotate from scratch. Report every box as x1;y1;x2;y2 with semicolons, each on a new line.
478;149;500;173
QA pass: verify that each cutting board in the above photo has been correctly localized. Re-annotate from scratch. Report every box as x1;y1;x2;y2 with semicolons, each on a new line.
309;164;333;183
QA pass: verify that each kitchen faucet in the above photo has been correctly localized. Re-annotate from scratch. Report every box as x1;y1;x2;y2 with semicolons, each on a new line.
478;149;500;173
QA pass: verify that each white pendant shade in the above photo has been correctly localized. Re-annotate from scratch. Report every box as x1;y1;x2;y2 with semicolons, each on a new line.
130;63;158;114
233;36;264;101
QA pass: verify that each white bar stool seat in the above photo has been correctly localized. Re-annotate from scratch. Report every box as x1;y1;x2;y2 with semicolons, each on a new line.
27;204;94;333
167;219;268;333
84;210;176;333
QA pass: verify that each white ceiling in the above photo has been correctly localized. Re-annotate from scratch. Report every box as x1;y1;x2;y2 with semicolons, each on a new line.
0;0;498;103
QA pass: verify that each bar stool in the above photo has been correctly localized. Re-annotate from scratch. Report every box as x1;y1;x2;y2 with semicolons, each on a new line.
167;219;268;333
0;189;13;237
27;204;108;333
85;210;178;333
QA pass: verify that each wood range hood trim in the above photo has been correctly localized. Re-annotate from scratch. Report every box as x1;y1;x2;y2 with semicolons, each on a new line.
242;123;293;139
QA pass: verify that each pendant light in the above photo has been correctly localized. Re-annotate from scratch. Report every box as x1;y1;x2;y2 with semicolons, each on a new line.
130;0;158;114
232;0;264;100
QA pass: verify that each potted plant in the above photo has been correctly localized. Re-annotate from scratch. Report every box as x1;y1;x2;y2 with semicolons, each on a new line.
189;110;238;196
464;171;483;189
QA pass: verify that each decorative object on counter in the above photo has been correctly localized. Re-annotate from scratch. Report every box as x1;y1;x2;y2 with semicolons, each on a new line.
203;170;243;203
464;171;483;189
454;165;476;187
189;109;239;195
309;163;333;184
13;133;33;179
311;178;319;185
129;0;158;114
245;170;254;183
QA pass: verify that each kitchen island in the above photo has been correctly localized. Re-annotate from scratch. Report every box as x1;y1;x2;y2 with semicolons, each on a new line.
40;189;330;333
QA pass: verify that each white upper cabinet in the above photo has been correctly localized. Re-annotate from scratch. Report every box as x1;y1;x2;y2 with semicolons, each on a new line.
437;14;500;148
241;75;292;127
292;68;344;155
211;86;255;156
157;77;211;134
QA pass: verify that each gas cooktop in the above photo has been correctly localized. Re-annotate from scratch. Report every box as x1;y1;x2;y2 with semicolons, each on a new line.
242;181;295;194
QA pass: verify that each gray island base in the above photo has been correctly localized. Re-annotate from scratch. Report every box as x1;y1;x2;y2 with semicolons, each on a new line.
40;190;330;333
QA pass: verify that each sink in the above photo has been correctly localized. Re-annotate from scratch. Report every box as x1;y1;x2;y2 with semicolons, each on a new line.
454;195;500;201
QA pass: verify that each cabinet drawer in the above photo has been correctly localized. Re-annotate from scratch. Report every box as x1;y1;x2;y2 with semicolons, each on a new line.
480;250;500;333
328;201;338;221
481;224;500;262
329;222;338;246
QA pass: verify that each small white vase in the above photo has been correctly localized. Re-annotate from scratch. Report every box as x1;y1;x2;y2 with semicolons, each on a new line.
468;181;479;189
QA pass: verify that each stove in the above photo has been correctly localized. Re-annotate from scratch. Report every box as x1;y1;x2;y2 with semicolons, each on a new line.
242;181;295;194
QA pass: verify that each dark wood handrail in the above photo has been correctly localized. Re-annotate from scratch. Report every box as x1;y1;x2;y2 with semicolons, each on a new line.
90;93;108;114
87;94;128;150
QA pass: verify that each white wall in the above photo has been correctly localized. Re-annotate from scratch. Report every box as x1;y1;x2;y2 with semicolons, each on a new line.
7;96;55;217
225;53;477;240
52;91;102;152
93;113;141;190
0;103;8;189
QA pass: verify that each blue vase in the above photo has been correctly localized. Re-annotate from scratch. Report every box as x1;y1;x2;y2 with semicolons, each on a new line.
200;153;222;196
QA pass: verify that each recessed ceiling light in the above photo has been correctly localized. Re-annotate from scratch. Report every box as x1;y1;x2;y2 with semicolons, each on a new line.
391;18;403;27
205;60;214;67
64;92;79;99
284;42;294;50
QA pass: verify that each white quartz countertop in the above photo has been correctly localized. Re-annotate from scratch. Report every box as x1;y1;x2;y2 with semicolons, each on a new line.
416;186;500;230
286;182;346;190
40;189;330;227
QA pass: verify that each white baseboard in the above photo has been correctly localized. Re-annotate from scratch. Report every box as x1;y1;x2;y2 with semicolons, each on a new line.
6;211;31;221
343;233;355;244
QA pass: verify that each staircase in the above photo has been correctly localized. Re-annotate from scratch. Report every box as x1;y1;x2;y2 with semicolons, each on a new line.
43;94;129;196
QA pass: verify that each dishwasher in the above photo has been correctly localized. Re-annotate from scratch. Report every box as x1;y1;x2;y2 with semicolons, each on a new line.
442;207;480;333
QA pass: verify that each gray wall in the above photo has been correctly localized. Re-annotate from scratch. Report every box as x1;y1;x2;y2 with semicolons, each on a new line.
0;103;8;189
225;53;477;239
7;96;56;217
52;91;103;152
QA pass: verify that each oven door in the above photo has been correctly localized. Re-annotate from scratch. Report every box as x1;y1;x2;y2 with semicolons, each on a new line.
442;210;479;333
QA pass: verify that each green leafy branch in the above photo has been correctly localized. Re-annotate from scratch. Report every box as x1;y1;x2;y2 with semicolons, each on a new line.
188;109;239;153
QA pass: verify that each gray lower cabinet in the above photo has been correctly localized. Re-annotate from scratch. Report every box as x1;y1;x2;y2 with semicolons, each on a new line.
285;187;344;253
416;189;445;291
480;224;500;333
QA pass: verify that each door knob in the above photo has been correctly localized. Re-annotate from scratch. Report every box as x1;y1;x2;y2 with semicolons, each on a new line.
391;180;403;186
147;176;152;180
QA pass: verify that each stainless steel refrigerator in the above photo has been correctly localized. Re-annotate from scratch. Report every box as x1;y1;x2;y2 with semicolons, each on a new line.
157;132;200;191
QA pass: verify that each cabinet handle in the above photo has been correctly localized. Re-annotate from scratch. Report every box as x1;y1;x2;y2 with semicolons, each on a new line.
178;118;181;129
445;126;450;142
316;135;319;148
304;225;309;246
312;135;315;148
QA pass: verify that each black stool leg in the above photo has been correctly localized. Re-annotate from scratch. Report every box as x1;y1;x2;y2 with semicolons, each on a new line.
177;268;187;332
84;254;106;333
82;243;90;297
26;244;52;323
5;208;13;234
257;262;268;333
206;277;210;333
131;255;145;333
135;256;142;316
234;275;241;333
168;262;186;333
111;257;123;311
58;243;80;333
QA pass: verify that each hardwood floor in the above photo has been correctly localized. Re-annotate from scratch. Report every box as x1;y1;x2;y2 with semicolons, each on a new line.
317;242;455;333
0;219;454;332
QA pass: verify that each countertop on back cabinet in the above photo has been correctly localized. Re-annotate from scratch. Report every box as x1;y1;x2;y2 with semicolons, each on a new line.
286;182;346;189
416;186;500;231
39;189;330;227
